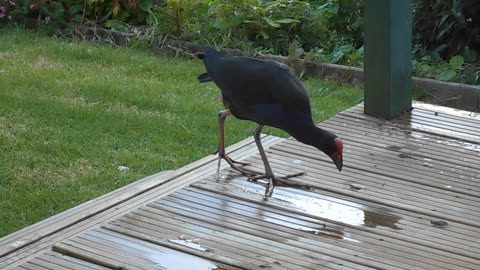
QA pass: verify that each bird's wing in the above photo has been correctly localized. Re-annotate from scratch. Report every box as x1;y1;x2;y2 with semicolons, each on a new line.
268;61;312;114
215;57;312;115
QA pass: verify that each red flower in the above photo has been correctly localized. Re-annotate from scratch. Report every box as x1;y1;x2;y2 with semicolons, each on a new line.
29;2;40;9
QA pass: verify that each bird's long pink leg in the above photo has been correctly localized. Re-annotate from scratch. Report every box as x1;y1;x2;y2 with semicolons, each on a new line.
216;110;255;176
250;124;308;198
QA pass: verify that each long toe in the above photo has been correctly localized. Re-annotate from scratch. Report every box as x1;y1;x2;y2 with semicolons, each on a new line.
230;164;259;177
248;172;305;182
223;154;251;168
246;172;311;197
273;176;313;190
220;155;258;177
231;159;251;166
283;172;305;178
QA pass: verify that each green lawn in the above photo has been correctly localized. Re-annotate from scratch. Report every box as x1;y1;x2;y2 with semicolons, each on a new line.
0;27;363;237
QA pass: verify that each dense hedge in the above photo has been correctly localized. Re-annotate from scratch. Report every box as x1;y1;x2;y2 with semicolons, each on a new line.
1;0;478;83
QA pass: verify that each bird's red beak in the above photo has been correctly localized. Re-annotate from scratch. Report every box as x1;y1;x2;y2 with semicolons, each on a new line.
331;138;343;172
331;154;343;172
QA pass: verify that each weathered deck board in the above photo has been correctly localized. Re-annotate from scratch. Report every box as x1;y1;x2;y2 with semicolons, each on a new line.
167;187;475;268
2;102;479;270
319;116;480;176
0;170;175;258
271;140;480;207
1;135;282;269
277;138;479;193
106;216;369;270
345;103;480;144
52;230;241;270
35;251;111;270
194;176;480;257
193;177;480;262
240;153;480;228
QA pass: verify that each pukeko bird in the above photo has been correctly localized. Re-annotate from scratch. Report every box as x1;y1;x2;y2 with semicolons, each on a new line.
197;46;343;197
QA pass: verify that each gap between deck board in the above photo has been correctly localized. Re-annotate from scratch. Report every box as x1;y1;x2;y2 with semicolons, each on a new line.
237;155;480;227
413;102;480;121
146;186;480;269
183;182;480;258
276;139;480;196
318;117;480;170
343;104;480;144
104;197;475;270
190;177;480;262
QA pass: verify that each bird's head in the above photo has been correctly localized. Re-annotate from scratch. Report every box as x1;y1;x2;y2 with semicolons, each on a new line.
313;133;343;171
294;127;343;172
315;134;343;172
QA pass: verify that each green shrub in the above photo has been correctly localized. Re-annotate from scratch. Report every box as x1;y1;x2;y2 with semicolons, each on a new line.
413;0;480;62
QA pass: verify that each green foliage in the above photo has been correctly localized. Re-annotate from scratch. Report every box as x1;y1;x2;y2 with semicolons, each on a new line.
142;0;326;54
412;54;479;84
287;41;316;78
449;55;465;70
413;0;480;62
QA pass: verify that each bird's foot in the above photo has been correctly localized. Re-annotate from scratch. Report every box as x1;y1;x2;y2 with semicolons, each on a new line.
217;154;254;176
213;149;251;166
248;172;309;198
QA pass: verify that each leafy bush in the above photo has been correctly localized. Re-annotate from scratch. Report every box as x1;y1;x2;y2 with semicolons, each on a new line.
412;53;480;84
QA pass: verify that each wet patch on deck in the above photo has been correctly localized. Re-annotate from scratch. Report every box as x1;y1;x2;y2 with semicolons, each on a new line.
51;229;236;270
214;175;402;230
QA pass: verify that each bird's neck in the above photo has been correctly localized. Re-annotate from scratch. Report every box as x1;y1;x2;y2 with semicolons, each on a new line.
289;123;333;151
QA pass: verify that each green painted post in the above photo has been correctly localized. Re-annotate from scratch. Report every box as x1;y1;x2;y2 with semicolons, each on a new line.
364;0;413;119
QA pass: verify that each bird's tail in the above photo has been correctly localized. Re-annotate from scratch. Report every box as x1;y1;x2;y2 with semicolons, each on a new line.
195;52;205;60
204;46;221;58
197;46;221;83
196;46;220;60
197;72;212;83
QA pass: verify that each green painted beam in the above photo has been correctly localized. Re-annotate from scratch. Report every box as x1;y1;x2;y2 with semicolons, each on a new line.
364;0;413;119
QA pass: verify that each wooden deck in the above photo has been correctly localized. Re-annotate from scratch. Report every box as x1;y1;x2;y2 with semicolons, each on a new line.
1;101;479;270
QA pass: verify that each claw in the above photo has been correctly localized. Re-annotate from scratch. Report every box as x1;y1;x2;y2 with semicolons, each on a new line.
247;172;309;198
264;178;275;198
